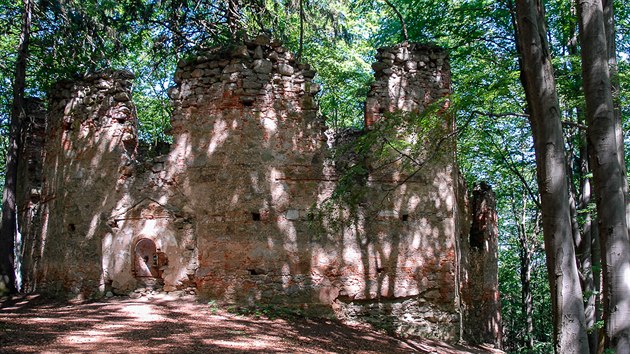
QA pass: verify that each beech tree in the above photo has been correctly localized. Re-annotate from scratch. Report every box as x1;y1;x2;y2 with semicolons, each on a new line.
577;0;630;350
513;0;589;352
0;0;32;296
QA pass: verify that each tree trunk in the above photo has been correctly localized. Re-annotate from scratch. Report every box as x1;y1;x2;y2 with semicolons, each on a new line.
514;0;589;352
565;7;600;350
577;0;630;351
383;0;408;42
227;0;240;39
577;136;600;354
297;0;304;59
602;0;629;231
518;221;534;350
515;196;534;350
0;0;32;296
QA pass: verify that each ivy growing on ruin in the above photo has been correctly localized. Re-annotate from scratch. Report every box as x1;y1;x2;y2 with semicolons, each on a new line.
312;105;455;234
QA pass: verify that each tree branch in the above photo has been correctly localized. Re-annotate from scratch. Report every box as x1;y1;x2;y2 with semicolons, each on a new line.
383;0;408;42
472;110;587;130
484;128;542;209
471;110;530;118
561;120;587;130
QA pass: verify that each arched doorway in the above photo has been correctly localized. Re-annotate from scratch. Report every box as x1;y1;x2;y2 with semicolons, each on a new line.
133;238;159;278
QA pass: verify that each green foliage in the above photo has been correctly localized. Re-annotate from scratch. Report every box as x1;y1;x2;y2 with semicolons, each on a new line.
1;0;629;349
207;300;219;315
310;105;454;235
227;304;306;321
499;227;553;353
123;32;176;146
0;0;21;189
258;0;378;129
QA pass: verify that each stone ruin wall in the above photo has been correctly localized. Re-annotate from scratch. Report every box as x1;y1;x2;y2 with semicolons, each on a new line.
17;37;500;343
19;71;139;294
166;36;329;308
335;43;460;336
460;182;502;346
365;44;451;126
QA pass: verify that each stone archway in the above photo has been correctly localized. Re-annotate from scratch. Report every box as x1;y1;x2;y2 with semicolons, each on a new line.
133;238;159;279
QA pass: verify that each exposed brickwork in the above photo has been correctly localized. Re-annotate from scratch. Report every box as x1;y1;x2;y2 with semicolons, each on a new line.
17;37;500;343
27;70;138;295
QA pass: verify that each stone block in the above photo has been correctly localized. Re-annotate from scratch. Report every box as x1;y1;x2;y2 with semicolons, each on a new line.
277;63;294;76
253;59;272;74
285;209;300;220
231;45;250;58
191;68;204;78
253;34;271;46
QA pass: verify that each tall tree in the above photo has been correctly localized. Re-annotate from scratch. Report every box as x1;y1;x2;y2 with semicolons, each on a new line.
577;0;630;351
0;0;32;295
602;0;628;228
577;141;601;354
513;0;589;352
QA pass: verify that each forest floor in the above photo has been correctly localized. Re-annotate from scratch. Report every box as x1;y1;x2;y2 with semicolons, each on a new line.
0;293;503;353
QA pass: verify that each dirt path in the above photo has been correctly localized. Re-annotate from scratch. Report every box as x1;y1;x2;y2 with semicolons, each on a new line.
0;294;502;353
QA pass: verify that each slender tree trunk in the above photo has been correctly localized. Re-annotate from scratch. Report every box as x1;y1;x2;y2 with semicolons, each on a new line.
602;0;629;230
577;0;630;351
227;0;239;39
591;218;603;351
518;224;534;350
297;0;304;59
578;139;599;353
516;197;534;350
514;1;589;352
0;0;32;296
565;7;600;350
383;0;408;42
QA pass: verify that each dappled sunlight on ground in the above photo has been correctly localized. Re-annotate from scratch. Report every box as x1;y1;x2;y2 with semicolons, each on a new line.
0;295;502;353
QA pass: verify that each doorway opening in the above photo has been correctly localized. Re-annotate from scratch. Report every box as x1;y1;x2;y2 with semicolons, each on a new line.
132;238;169;289
133;238;159;279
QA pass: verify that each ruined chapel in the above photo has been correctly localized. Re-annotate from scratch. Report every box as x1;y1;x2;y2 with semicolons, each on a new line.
16;36;501;344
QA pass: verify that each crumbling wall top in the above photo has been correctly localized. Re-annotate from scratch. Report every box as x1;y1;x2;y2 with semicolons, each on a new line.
48;69;136;131
366;42;451;127
168;34;319;115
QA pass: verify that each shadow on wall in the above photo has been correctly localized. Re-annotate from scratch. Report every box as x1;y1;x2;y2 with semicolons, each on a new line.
19;70;138;296
160;39;465;340
16;37;500;343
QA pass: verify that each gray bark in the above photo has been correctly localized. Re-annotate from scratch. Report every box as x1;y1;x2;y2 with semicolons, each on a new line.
578;136;599;354
577;0;630;351
514;0;589;352
518;217;534;350
601;0;629;231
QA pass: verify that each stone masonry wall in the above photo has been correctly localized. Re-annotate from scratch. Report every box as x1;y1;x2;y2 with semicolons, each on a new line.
17;37;500;343
365;43;451;127
165;35;327;304
26;70;138;296
460;182;502;346
331;43;460;338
